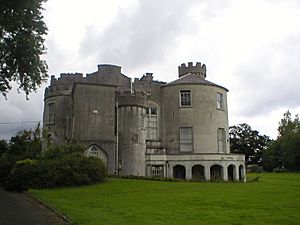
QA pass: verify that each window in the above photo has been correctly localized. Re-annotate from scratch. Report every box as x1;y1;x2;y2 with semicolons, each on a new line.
146;107;158;140
180;90;191;107
47;103;55;124
217;93;224;109
89;146;99;157
151;165;164;177
180;127;193;152
217;128;226;153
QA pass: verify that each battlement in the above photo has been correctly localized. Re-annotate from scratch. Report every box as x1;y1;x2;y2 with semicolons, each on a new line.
45;73;85;99
178;62;206;78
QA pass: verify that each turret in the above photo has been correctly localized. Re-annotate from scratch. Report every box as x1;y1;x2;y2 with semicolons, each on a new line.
178;62;206;79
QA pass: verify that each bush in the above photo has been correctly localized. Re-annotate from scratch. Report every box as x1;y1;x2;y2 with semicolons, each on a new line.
42;143;84;160
42;154;106;187
5;152;107;191
0;157;14;186
4;159;40;191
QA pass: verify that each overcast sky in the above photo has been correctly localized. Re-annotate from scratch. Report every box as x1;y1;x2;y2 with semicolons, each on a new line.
1;0;300;140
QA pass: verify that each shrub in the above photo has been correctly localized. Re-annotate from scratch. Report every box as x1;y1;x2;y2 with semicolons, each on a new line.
42;143;84;160
4;159;40;191
0;157;13;186
4;153;106;191
42;154;106;187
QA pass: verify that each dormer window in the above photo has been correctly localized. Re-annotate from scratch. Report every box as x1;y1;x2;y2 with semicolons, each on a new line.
180;90;192;107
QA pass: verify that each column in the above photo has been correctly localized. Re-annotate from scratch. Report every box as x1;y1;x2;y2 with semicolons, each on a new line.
223;166;228;181
205;165;210;181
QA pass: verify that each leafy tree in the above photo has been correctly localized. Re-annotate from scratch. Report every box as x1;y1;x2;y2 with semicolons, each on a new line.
262;139;283;172
3;124;43;162
0;0;48;97
229;123;271;165
278;110;300;138
0;139;8;156
262;110;300;171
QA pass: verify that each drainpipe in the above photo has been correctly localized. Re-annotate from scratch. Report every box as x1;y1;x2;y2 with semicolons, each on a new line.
115;99;119;175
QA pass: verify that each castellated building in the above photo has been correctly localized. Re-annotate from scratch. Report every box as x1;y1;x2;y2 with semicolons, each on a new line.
43;62;246;181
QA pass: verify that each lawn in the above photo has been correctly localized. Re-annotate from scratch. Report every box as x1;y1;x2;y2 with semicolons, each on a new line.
29;173;300;225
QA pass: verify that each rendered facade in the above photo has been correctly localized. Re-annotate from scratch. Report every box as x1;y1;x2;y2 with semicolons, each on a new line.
43;62;246;181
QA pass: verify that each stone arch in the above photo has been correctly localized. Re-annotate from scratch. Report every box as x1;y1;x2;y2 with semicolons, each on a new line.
239;165;245;181
86;145;108;168
227;164;236;181
192;165;205;181
173;165;186;179
210;164;223;181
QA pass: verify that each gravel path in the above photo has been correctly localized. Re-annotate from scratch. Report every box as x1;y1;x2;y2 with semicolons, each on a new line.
0;188;71;225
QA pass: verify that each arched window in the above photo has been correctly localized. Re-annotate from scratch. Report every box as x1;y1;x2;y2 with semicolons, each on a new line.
86;145;108;168
192;165;205;181
239;165;245;181
227;164;236;181
173;165;186;179
210;165;223;181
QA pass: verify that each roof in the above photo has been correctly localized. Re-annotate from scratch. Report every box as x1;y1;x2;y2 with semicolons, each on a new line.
163;73;228;91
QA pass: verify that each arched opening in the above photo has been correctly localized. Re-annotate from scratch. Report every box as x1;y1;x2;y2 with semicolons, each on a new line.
192;165;205;181
210;165;223;181
227;165;235;181
173;165;186;179
239;165;244;181
86;145;108;168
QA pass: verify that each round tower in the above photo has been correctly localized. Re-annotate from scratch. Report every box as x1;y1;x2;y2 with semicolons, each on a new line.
43;74;83;145
162;62;229;154
118;91;147;176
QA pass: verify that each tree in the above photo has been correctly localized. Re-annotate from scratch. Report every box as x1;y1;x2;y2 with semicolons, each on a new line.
278;110;300;138
229;123;271;165
262;110;300;171
0;0;48;97
0;139;8;157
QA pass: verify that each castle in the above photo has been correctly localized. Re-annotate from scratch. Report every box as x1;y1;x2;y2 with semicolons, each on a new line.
43;62;245;181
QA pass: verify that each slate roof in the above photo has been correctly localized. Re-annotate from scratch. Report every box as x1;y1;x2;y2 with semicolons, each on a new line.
164;73;228;91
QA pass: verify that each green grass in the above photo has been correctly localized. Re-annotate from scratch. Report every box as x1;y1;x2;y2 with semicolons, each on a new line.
29;173;300;225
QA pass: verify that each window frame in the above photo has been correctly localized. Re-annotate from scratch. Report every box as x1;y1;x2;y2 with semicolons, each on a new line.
217;92;224;110
47;102;55;124
151;165;164;177
217;128;226;153
145;106;159;140
179;90;192;107
179;127;194;152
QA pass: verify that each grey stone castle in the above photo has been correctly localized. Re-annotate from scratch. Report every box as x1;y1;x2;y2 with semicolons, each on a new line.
43;62;245;181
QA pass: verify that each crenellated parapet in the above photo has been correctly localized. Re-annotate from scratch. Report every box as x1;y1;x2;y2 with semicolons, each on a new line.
45;73;85;98
178;62;206;78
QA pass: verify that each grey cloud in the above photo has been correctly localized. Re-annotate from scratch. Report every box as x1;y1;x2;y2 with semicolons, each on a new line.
79;0;230;72
231;32;300;117
0;87;45;140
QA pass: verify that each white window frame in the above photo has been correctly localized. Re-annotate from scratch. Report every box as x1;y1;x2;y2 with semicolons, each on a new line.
217;128;226;153
180;90;192;107
146;107;159;140
217;92;224;110
179;127;193;152
151;165;164;177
